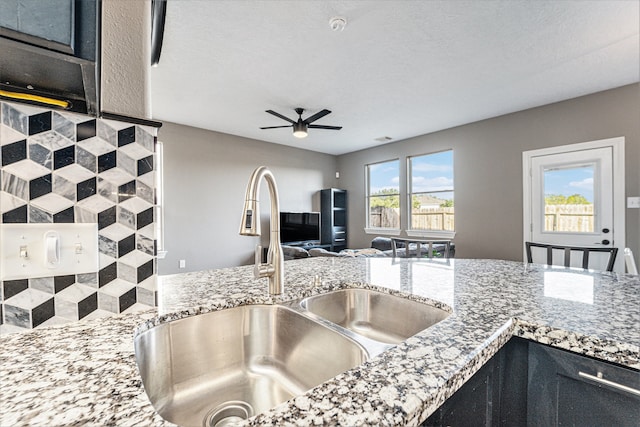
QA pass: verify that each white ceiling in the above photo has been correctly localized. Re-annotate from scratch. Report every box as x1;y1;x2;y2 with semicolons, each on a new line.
150;0;639;156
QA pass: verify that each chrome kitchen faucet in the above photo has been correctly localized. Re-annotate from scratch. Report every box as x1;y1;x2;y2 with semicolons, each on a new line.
239;166;284;295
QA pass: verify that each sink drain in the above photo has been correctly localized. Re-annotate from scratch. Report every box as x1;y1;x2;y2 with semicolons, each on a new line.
203;401;254;427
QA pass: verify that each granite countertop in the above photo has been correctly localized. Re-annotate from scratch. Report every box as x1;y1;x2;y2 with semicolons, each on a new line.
1;258;639;426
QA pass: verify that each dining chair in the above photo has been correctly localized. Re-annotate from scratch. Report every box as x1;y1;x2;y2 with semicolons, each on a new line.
391;238;452;259
525;242;618;272
624;248;638;275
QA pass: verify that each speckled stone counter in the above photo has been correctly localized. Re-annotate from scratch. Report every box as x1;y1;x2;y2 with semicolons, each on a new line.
2;258;639;426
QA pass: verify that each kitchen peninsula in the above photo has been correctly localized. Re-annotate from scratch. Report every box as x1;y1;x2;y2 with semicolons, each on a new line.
1;257;638;426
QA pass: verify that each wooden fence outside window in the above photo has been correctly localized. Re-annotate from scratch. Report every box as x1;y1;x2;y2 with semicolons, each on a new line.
369;205;594;233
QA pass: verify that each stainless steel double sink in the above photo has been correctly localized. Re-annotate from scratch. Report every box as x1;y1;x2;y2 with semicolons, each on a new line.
134;288;450;427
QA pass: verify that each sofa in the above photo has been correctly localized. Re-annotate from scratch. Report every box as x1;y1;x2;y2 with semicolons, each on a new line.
281;237;455;260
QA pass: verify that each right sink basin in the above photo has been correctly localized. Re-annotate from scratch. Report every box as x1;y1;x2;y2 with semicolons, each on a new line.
300;288;450;344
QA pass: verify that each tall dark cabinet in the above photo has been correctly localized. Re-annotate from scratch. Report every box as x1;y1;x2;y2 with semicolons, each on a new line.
321;188;347;252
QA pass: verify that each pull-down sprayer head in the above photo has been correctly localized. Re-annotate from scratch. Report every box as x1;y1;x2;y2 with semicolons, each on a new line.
239;199;260;236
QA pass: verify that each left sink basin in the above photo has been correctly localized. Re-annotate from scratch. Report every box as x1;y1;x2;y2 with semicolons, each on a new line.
135;304;369;427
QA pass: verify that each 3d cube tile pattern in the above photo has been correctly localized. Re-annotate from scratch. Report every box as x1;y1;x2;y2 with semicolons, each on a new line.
0;101;158;331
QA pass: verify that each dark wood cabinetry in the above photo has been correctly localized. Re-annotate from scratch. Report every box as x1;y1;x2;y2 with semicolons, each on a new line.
321;188;347;252
424;338;639;426
423;338;528;427
0;0;99;114
527;341;640;427
0;0;97;60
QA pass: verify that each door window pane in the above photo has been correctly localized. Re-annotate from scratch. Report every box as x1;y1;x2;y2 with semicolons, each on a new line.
409;151;454;231
543;165;594;232
366;160;400;229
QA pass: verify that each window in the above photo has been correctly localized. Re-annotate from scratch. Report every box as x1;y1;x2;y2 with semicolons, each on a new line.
366;159;400;231
543;165;594;233
408;150;454;233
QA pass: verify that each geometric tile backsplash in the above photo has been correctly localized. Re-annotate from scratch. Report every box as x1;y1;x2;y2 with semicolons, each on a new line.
0;100;158;332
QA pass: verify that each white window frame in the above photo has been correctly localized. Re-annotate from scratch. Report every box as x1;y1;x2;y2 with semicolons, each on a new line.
364;158;401;235
155;140;167;258
406;150;456;239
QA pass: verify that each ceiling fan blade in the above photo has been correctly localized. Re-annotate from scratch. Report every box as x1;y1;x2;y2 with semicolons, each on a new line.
265;110;295;124
308;124;343;130
304;109;331;124
260;125;292;129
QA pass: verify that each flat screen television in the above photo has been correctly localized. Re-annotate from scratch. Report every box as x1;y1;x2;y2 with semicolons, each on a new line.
280;212;321;245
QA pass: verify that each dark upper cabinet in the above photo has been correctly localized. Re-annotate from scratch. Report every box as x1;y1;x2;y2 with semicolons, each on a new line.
0;0;99;114
0;0;96;60
321;188;347;252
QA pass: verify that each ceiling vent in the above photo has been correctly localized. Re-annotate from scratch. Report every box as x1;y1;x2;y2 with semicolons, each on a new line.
375;136;394;142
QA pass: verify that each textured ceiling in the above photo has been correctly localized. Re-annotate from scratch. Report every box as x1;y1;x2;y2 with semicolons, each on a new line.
150;0;639;155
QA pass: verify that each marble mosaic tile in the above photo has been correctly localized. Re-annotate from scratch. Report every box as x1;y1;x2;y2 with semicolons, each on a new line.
1;139;27;166
97;168;135;203
76;137;117;173
29;193;75;223
98;257;118;287
3;279;28;300
136;225;156;256
1;102;29;135
28;173;52;200
29;277;55;294
1;159;51;200
3;288;54;328
118;198;154;230
27;130;74;170
75;194;116;229
98;278;136;313
97;120;118;146
54;274;76;293
136;276;157;307
53;163;96;201
0;192;27;223
135;126;156;152
0;100;158;328
27;111;52;136
118;142;154;176
99;223;135;258
118;250;154;284
117;126;136;147
0;123;27;146
136;172;155;204
77;272;98;288
54;283;98;320
52;112;80;141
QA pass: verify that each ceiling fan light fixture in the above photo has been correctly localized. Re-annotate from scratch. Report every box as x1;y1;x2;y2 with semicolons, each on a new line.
261;108;341;138
293;122;308;138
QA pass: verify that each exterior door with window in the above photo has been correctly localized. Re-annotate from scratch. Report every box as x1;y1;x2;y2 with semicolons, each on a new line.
523;138;625;272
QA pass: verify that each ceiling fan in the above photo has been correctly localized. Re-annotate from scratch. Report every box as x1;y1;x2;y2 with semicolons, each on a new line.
260;108;342;138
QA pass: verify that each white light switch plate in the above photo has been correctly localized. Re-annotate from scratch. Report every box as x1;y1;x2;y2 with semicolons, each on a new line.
627;196;640;208
0;223;99;281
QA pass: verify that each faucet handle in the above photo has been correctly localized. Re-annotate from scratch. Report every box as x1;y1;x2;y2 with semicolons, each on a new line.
253;244;275;279
254;245;263;278
255;245;263;263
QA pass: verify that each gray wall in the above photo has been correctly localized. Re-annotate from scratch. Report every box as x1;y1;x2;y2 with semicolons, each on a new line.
337;84;640;265
157;122;337;274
